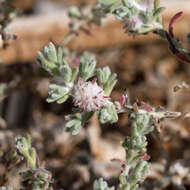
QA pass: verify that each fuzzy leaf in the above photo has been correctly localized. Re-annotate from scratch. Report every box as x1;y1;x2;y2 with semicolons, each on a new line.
99;0;118;6
99;104;118;124
93;178;115;190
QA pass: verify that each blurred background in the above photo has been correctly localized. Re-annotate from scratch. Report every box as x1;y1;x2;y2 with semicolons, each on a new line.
0;0;190;189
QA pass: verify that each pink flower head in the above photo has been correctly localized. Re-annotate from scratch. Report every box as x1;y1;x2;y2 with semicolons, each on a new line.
142;153;151;161
73;78;112;111
74;57;80;66
120;95;126;106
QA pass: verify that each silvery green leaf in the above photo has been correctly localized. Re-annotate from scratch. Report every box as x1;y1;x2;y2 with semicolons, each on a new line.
153;7;165;18
15;135;36;169
69;6;82;19
140;125;154;135
47;42;57;63
70;68;78;83
146;8;153;19
71;122;82;135
130;184;139;190
97;66;111;85
99;105;118;124
47;84;70;103
132;136;147;150
57;47;63;65
37;42;67;76
79;52;97;81
62;64;72;82
66;114;83;135
136;114;150;126
66;119;79;128
99;0;118;6
121;0;129;7
133;161;148;180
66;112;93;135
103;73;117;96
57;95;69;104
37;51;56;73
132;123;139;137
44;46;49;56
121;136;132;150
114;7;129;19
99;0;121;13
93;178;115;190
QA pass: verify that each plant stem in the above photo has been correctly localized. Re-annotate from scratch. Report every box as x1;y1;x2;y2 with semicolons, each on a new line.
119;105;181;119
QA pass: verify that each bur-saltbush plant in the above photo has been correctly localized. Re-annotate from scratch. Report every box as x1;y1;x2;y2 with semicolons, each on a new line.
0;0;17;99
118;113;152;190
97;0;164;35
15;135;53;190
0;0;189;190
0;0;18;48
0;135;53;190
36;1;185;189
38;45;118;135
95;0;190;63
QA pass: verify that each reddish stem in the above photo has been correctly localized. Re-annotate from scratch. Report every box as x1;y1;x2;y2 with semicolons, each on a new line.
169;11;183;38
176;52;190;64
